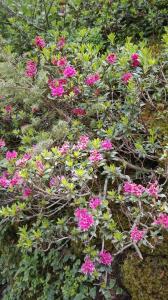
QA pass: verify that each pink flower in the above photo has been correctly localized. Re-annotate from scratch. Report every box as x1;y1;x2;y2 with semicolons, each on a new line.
23;187;32;198
153;214;168;229
72;108;86;116
89;197;102;209
57;57;67;67
16;153;31;167
81;256;95;275
99;250;113;266
85;73;100;86
6;150;17;160
123;182;145;197
146;181;159;198
10;172;23;187
130;226;145;242
75;208;94;231
101;139;113;150
131;53;139;60
59;142;70;155
76;135;90;150
25;60;37;78
89;150;103;163
75;208;88;219
51;85;64;97
57;36;65;49
131;53;140;67
0;139;5;148
63;66;76;78
34;36;46;49
0;176;10;188
121;72;133;84
106;53;117;64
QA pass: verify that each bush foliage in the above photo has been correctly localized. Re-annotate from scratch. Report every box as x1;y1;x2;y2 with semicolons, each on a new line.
0;1;168;299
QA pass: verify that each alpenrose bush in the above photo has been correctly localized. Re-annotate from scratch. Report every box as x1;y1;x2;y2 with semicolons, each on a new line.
0;32;168;299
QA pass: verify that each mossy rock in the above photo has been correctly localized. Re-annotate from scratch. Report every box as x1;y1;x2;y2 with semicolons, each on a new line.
122;254;168;300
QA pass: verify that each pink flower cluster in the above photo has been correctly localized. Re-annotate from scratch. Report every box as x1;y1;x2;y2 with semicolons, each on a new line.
146;181;159;198
123;181;145;197
0;139;5;148
48;79;65;97
6;150;18;160
89;197;102;209
75;208;94;231
0;171;23;188
59;142;70;155
76;135;90;150
123;181;159;198
63;66;76;78
131;53;140;67
106;53;117;64
25;60;37;78
34;36;46;49
99;250;113;266
121;72;133;84
57;57;67;67
130;226;145;242
22;187;32;198
72;108;86;116
5;105;12;113
16;153;31;167
101;139;113;150
85;73;100;86
153;214;168;229
89;150;103;163
81;256;95;275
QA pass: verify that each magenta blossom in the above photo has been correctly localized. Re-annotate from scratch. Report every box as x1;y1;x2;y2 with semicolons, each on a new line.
130;226;145;242
131;53;139;60
153;214;168;229
63;66;76;78
0;139;5;147
75;208;94;231
131;53;140;67
23;187;32;198
81;256;95;275
6;150;17;160
76;135;90;150
34;36;46;49
89;150;103;163
106;53;117;64
89;197;102;209
123;182;145;197
5;105;12;113
0;176;10;188
51;85;64;97
10;172;23;187
146;181;159;198
99;250;113;266
57;57;67;67
85;73;100;86
25;60;37;78
121;72;133;84
59;142;70;155
101;139;113;150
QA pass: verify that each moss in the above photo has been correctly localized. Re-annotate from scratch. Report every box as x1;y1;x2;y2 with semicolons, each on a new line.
122;254;168;300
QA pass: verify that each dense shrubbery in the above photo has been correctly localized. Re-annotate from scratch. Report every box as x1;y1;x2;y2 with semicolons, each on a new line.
0;1;168;299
